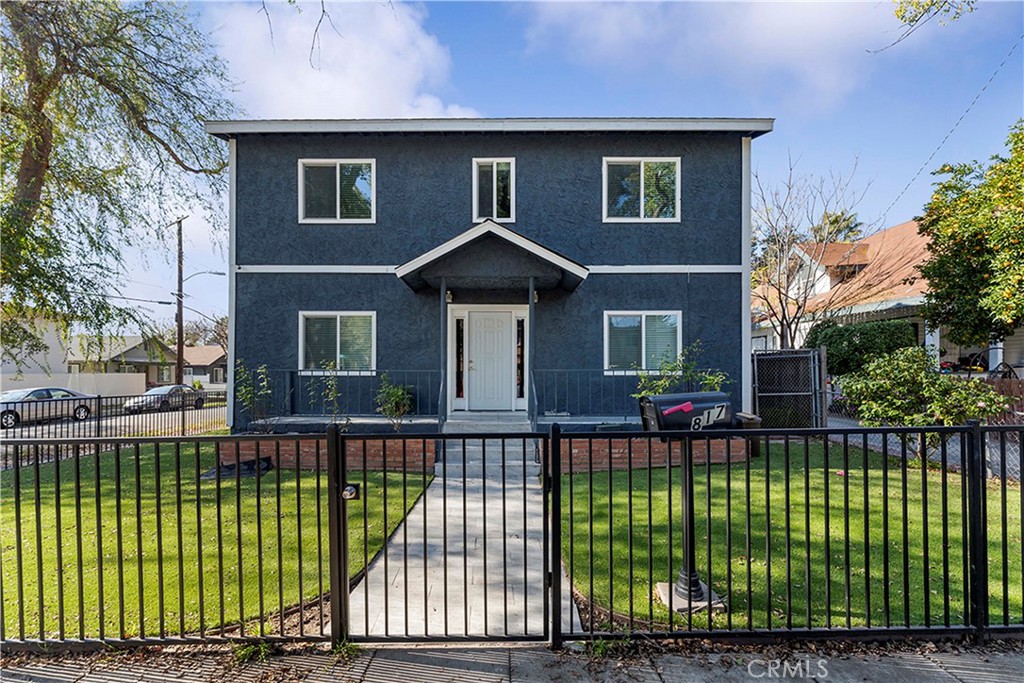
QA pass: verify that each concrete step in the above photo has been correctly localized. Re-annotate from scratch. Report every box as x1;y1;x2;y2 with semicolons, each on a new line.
442;424;533;435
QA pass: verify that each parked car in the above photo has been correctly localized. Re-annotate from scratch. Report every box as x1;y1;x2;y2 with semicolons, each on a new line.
123;384;206;413
0;387;97;429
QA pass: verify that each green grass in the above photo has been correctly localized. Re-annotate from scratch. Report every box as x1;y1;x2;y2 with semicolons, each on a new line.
1;443;428;640
562;440;1022;631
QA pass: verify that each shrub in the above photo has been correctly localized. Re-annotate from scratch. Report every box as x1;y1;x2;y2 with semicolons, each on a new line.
808;319;917;376
631;341;730;398
375;373;413;432
802;320;838;350
840;346;1013;429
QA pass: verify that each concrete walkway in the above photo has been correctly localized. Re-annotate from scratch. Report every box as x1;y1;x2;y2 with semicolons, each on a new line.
344;416;580;638
3;645;1021;682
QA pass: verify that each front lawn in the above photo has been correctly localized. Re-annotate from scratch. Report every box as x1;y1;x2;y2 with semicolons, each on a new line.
1;442;427;640
562;439;1022;632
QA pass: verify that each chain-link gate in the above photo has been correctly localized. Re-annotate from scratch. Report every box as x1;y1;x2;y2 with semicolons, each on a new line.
752;348;827;428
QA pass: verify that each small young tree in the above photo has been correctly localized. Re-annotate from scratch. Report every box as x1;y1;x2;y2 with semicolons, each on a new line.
306;361;349;430
751;159;876;349
235;360;273;433
375;373;413;432
631;342;730;398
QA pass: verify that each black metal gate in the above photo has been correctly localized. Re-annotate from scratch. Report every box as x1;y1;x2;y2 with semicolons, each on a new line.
752;348;827;428
326;426;553;642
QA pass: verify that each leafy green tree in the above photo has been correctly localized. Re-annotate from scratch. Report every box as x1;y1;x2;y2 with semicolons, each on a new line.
887;1;977;49
916;121;1024;348
810;210;863;242
893;0;976;28
1;1;234;369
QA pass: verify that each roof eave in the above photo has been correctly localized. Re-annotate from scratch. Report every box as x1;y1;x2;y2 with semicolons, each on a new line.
205;117;774;140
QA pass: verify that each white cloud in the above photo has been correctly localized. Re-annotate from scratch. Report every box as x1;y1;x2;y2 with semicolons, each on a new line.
205;1;477;118
523;2;916;111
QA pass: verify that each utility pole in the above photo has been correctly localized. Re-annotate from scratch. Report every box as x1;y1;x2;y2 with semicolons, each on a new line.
175;216;186;385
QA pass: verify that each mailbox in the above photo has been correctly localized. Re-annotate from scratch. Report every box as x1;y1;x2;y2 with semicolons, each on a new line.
639;391;733;435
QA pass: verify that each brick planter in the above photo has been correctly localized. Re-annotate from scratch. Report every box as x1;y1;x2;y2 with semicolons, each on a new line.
561;436;752;473
217;436;436;473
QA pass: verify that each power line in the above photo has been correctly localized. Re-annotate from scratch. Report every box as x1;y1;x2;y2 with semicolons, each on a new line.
879;32;1023;224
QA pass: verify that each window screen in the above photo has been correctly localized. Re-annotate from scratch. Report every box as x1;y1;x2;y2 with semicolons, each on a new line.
303;316;337;369
303;165;336;219
607;314;642;369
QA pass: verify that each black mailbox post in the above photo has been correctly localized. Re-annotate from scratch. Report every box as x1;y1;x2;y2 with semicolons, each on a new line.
638;391;734;611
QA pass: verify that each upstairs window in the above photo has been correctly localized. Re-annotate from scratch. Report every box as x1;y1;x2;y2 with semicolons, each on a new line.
300;312;376;374
603;157;680;222
604;311;681;373
473;158;515;222
299;159;375;223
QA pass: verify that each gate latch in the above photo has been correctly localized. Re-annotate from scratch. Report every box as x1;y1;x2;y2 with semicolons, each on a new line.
341;483;360;500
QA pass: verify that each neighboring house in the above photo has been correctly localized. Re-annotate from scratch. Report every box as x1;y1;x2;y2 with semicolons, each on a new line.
206;117;775;428
66;335;178;387
751;220;1024;371
183;345;227;387
0;318;67;378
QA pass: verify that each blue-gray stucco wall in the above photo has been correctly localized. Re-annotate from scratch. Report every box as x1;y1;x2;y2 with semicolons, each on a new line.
230;129;750;425
234;131;744;267
233;271;743;420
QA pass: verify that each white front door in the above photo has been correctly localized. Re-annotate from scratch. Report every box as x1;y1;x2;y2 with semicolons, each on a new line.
468;311;514;410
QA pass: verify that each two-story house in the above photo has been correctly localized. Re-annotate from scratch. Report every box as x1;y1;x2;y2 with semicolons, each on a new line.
205;118;774;430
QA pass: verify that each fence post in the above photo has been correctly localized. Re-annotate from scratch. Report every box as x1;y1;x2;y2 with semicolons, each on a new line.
95;395;103;439
965;419;989;643
326;424;350;646
549;423;563;649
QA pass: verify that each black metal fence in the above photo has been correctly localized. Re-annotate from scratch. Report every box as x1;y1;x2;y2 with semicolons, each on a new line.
0;423;1020;651
0;392;227;467
554;422;1021;645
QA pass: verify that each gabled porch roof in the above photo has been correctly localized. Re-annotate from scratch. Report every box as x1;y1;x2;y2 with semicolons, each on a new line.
395;220;589;292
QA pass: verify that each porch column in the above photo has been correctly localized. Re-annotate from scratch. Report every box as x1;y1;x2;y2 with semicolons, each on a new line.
439;277;447;419
528;276;535;421
925;326;941;365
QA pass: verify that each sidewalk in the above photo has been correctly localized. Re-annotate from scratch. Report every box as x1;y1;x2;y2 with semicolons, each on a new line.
2;644;1021;683
344;435;579;638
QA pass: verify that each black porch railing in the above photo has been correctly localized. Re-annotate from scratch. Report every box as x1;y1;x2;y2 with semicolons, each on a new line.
263;370;442;419
531;369;641;420
0;423;1019;651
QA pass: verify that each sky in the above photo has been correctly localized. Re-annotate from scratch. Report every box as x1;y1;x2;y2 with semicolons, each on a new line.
121;0;1024;327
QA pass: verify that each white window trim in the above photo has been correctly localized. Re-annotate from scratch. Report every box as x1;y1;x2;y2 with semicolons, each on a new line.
297;158;377;224
298;311;377;375
603;310;683;375
471;157;516;223
602;157;681;223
